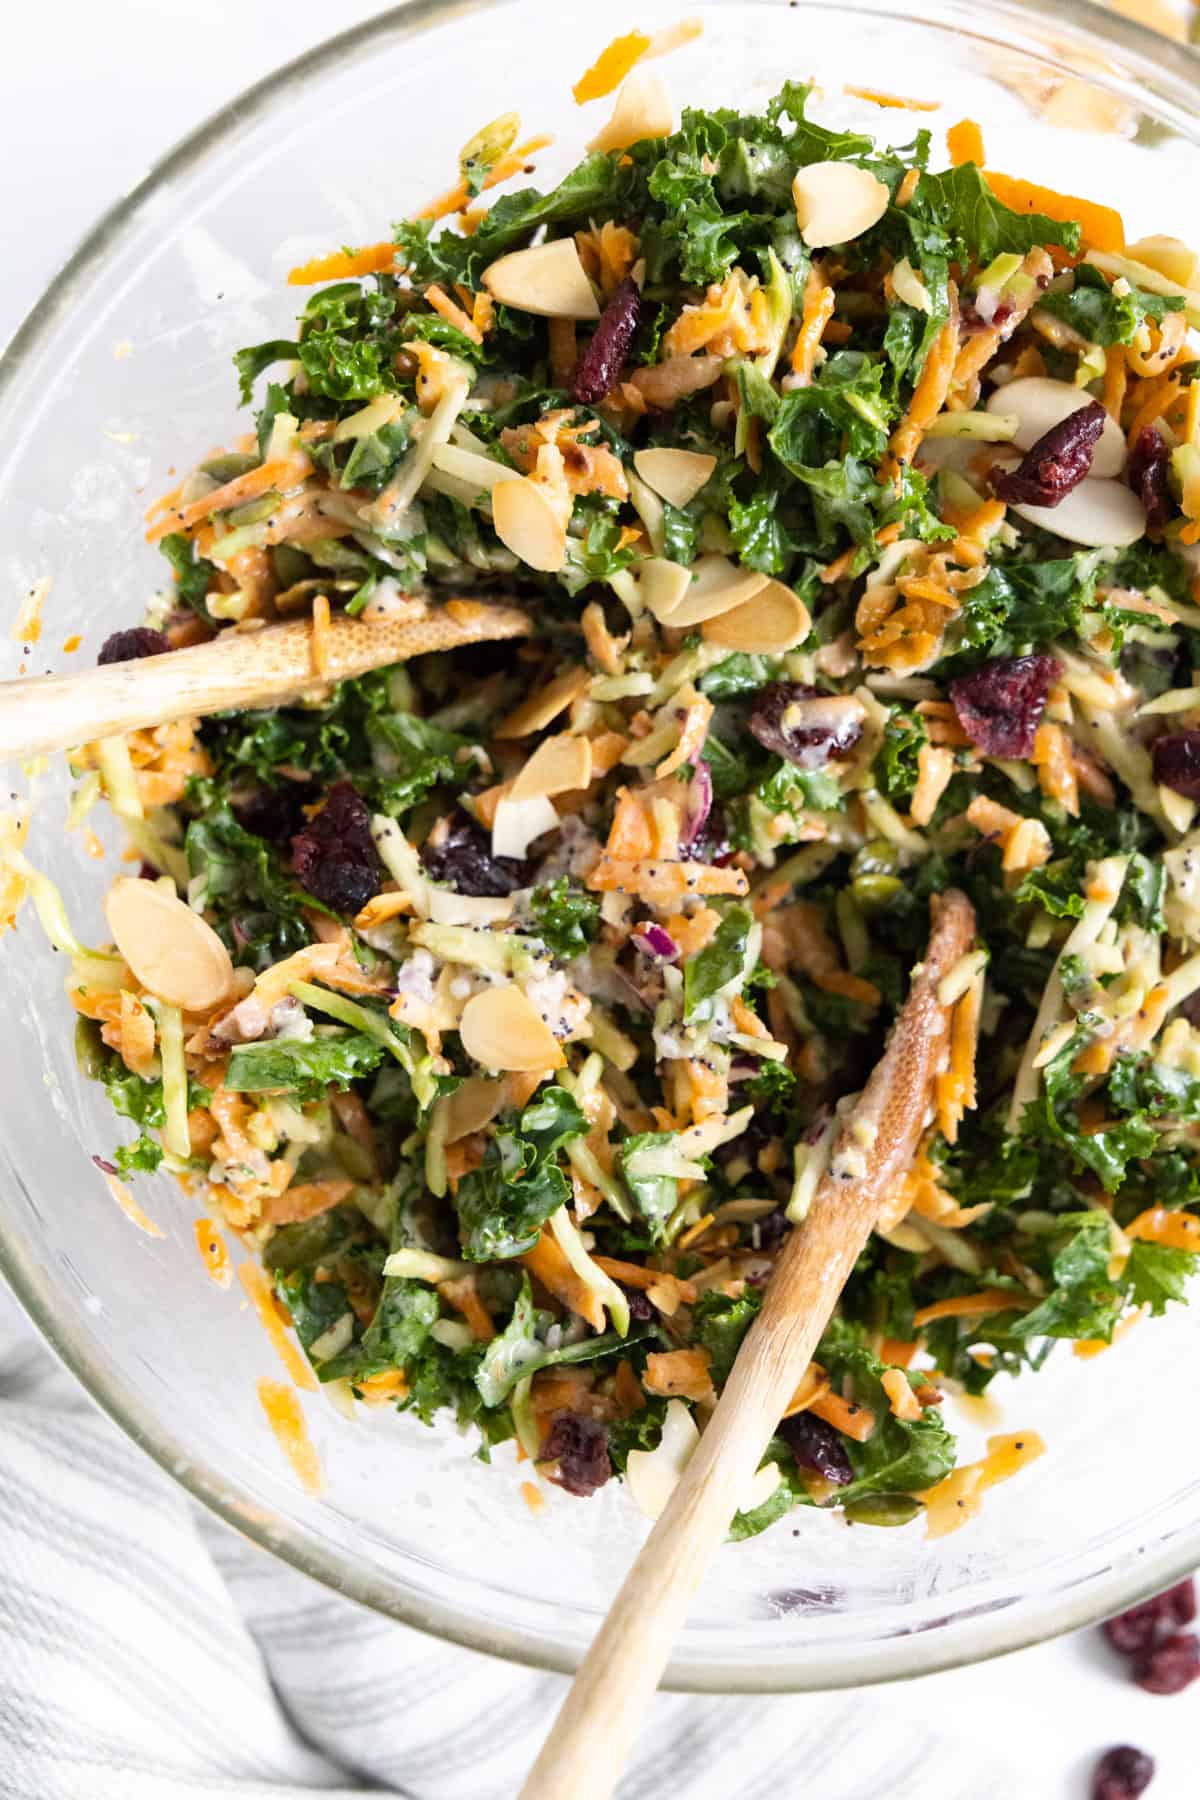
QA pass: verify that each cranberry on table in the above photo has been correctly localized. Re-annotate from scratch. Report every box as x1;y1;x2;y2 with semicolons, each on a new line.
97;626;170;665
539;1411;611;1496
1133;1632;1200;1696
1092;1745;1155;1800
1104;1579;1197;1656
290;779;383;915
949;653;1057;760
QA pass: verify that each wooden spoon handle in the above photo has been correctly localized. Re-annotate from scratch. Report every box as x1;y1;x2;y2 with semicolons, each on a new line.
0;602;531;762
520;890;976;1800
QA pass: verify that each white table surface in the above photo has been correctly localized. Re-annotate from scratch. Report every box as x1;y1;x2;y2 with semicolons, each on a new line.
3;3;1198;1794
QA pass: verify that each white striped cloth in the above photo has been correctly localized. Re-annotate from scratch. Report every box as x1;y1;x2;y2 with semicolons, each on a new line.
0;1282;1023;1800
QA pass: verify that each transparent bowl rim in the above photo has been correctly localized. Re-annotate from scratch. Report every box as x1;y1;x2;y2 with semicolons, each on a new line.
3;0;1200;1692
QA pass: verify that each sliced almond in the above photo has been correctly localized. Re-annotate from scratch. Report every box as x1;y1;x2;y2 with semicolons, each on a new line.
588;72;675;155
791;161;889;249
440;1073;511;1143
459;984;565;1073
632;447;717;509
987;377;1125;478
639;557;693;621
430;442;523;493
491;791;559;859
482;239;599;319
625;1397;699;1520
511;732;593;801
1009;476;1147;548
891;257;931;314
656;554;768;628
702;578;812;653
492;475;569;571
105;877;235;1013
495;665;589;738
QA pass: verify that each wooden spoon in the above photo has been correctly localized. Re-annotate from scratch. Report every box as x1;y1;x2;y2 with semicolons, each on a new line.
520;888;976;1800
0;600;532;762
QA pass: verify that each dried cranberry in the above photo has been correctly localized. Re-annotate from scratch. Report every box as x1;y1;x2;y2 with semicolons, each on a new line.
1092;1746;1155;1800
991;399;1106;508
620;1284;655;1324
97;626;169;665
420;808;529;896
539;1411;611;1496
1103;1582;1196;1656
778;1411;854;1487
291;779;383;915
949;653;1058;759
749;683;864;770
1151;732;1200;799
1133;1631;1200;1695
571;277;642;405
1128;426;1173;531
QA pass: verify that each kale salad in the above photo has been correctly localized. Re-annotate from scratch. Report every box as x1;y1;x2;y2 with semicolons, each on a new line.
14;49;1200;1537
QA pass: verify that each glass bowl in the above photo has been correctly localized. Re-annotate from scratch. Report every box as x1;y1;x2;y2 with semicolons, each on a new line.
3;0;1200;1693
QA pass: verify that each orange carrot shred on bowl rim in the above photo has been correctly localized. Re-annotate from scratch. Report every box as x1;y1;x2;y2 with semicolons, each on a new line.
946;118;985;167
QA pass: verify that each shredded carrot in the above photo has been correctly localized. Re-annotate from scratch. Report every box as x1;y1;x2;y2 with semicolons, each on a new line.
548;317;578;387
239;1261;319;1391
355;1369;409;1406
522;1229;606;1332
896;168;920;208
885;285;959;473
809;1390;876;1442
613;1359;646;1417
260;1179;354;1226
592;1255;697;1304
912;1289;1033;1328
572;30;652;103
981;171;1124;254
146;453;311;543
425;282;483;345
12;577;49;646
1103;345;1128;422
193;1217;232;1288
417;134;554;222
62;633;82;654
310;593;331;679
520;1479;546;1513
936;974;981;1145
882;1367;924;1422
438;1274;495;1342
102;1169;163;1239
844;84;938;112
811;969;882;1008
256;1379;323;1496
287;241;399;286
585;855;749;904
919;1431;1044;1538
1125;1207;1200;1252
946;118;985;166
790;265;836;382
879;1338;917;1368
